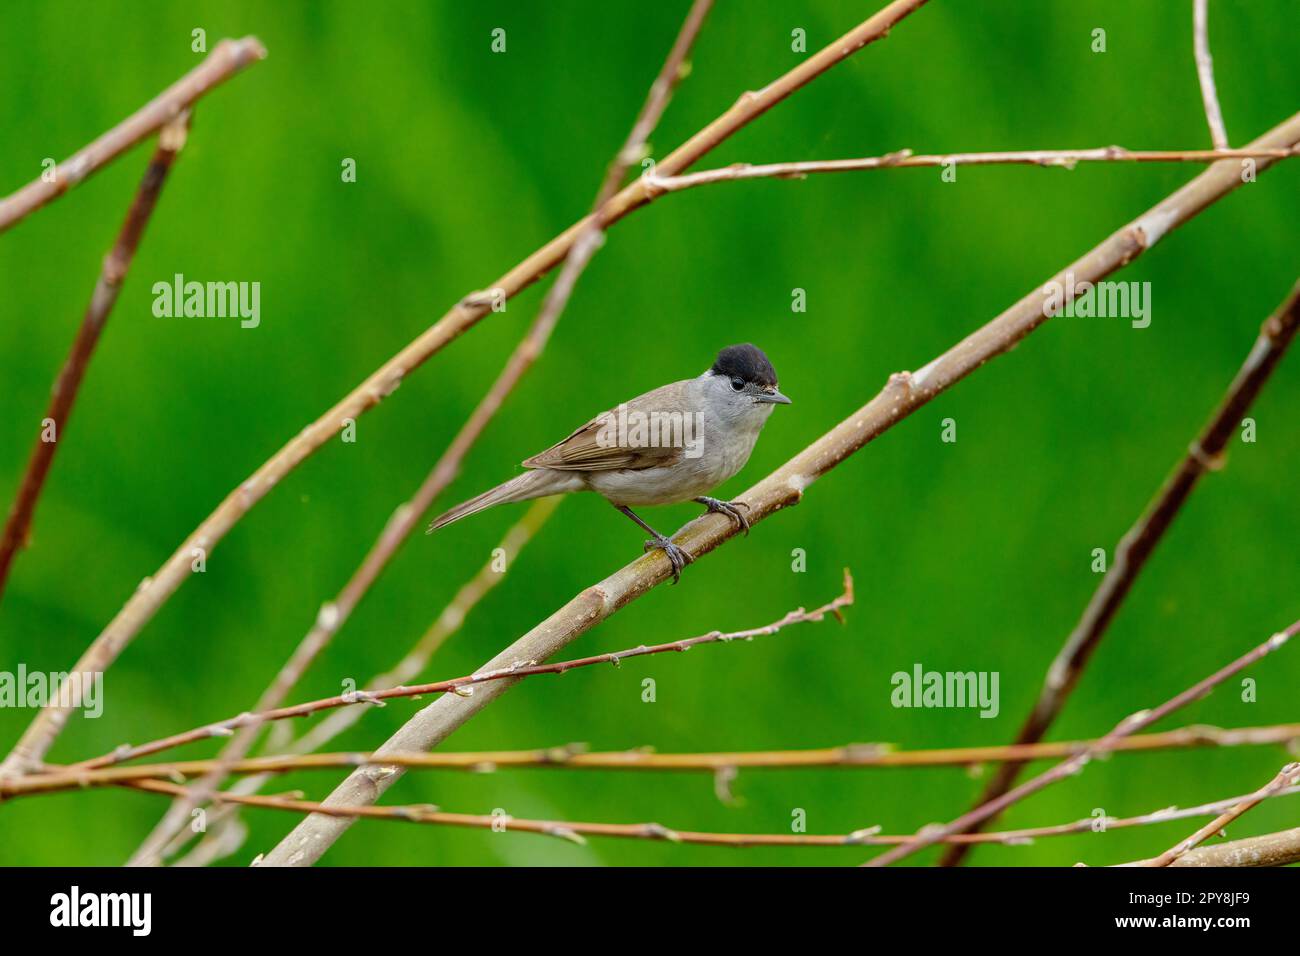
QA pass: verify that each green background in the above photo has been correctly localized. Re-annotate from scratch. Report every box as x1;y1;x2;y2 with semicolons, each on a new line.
1;0;1297;867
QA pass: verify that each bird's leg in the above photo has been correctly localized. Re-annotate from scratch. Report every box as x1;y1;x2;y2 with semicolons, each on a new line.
694;496;750;536
614;505;690;584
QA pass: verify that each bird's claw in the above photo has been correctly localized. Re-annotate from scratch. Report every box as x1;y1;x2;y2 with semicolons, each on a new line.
697;496;751;536
643;536;690;584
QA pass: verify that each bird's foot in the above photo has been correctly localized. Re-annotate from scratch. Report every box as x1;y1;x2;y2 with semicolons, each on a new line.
642;535;691;584
696;496;751;536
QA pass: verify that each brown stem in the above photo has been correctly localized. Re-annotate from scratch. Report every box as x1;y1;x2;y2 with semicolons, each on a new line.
9;722;1298;800
939;279;1300;866
0;115;192;598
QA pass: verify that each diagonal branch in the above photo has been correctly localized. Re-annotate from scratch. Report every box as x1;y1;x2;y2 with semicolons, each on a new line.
939;278;1300;866
0;0;931;779
865;620;1296;866
0;114;193;599
0;38;264;234
257;109;1300;866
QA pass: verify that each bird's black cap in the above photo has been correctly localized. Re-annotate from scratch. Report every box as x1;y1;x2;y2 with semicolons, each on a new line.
710;343;778;387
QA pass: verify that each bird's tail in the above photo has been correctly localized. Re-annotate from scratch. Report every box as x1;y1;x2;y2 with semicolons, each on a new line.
426;469;576;533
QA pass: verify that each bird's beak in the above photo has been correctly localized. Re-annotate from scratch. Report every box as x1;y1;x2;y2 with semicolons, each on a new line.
757;388;792;405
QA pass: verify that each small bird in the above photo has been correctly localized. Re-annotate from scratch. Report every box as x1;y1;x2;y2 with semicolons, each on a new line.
427;343;791;582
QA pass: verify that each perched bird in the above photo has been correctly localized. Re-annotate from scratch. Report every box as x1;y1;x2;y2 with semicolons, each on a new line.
427;343;791;581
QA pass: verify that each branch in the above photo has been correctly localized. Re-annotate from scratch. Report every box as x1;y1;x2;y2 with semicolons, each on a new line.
57;571;851;772
79;774;1300;854
1193;0;1230;150
45;719;1300;784
258;108;1300;867
646;145;1297;191
0;114;192;599
864;620;1296;866
939;278;1300;865
1161;826;1300;868
121;1;714;868
12;725;1299;802
1136;761;1300;867
322;722;1300;771
0;38;264;233
0;0;931;778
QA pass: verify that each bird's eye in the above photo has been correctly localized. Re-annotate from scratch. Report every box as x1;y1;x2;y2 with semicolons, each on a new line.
730;377;744;391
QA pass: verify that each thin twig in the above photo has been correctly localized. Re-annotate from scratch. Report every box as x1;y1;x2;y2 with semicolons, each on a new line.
864;621;1296;866
939;279;1300;866
646;145;1296;192
61;571;852;772
0;115;192;599
212;721;1300;770
11;728;1299;804
594;0;714;209
1136;761;1300;867
0;38;264;233
81;774;1300;853
0;0;931;779
260;108;1300;867
35;719;1300;786
122;0;714;867
1193;0;1230;150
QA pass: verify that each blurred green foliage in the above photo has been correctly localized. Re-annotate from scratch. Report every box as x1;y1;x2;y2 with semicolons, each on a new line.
1;0;1297;867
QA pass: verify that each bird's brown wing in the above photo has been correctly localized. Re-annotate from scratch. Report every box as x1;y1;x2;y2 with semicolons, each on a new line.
521;382;688;473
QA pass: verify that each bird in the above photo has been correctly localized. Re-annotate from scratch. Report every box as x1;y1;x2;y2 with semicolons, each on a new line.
427;343;791;582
